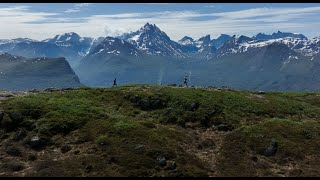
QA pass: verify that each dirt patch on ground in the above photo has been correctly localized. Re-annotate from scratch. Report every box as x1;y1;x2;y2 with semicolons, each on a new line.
171;125;229;176
246;93;266;100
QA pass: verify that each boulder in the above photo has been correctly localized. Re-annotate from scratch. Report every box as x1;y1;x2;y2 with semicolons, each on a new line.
129;95;141;104
257;91;266;94
28;136;47;149
29;136;40;147
186;102;200;111
263;139;278;156
9;112;24;125
138;98;151;110
45;87;58;92
135;97;164;110
150;99;162;109
0;92;14;98
29;89;40;93
157;157;167;167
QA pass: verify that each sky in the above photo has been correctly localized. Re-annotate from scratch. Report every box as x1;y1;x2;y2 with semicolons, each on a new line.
0;3;320;41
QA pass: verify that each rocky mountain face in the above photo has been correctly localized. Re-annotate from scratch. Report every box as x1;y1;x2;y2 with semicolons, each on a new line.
0;53;81;91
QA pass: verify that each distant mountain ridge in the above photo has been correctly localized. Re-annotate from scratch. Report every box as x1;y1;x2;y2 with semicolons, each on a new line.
75;23;320;91
1;23;320;91
0;53;81;91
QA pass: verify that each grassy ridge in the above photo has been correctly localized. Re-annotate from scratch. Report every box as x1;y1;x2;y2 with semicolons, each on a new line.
1;84;320;176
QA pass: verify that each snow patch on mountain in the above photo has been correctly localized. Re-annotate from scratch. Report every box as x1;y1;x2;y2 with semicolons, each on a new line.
94;49;105;55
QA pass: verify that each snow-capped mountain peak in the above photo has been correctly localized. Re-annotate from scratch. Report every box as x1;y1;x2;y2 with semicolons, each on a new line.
118;23;187;57
44;32;94;57
197;35;211;44
51;32;81;43
140;22;160;32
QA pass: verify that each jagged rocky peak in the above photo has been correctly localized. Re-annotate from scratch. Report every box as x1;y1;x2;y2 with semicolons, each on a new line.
273;31;307;40
178;36;195;45
180;36;194;41
140;22;160;32
198;35;211;44
218;34;231;38
231;35;253;44
254;31;308;40
215;34;232;42
137;22;170;40
116;22;186;57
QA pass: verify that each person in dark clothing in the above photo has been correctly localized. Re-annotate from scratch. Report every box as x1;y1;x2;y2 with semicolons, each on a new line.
113;78;117;87
183;75;188;87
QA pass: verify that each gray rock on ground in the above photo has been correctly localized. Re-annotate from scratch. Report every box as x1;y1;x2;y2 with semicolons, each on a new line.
263;139;278;156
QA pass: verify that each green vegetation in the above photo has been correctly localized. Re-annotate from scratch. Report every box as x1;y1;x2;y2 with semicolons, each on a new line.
218;118;320;176
1;84;320;176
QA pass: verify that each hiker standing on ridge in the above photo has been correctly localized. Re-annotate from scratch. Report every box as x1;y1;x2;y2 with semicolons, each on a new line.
113;78;117;87
183;75;188;87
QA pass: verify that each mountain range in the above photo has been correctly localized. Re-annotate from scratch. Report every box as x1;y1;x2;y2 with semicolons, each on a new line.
1;22;320;91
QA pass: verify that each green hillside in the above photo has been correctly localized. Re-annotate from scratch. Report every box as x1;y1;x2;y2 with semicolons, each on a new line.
1;84;320;176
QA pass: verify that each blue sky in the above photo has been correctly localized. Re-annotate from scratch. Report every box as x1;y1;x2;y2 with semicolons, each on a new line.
0;3;320;41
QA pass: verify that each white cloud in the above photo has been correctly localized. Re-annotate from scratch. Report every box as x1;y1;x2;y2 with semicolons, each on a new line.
65;3;94;13
75;3;94;7
205;5;215;8
0;5;320;41
65;8;80;13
